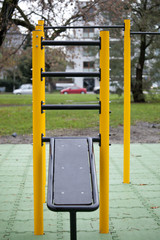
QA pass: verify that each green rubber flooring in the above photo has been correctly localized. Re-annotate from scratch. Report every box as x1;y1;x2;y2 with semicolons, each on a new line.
0;143;160;240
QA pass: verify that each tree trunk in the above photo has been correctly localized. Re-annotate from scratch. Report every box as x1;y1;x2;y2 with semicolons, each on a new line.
48;78;56;93
132;35;146;103
0;0;19;47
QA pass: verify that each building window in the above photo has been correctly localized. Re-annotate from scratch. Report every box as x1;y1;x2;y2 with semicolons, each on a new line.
83;28;94;38
83;61;94;71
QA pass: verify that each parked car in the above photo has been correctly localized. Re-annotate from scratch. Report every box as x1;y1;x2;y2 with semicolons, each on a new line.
60;86;87;94
93;81;123;95
93;86;100;94
13;84;32;95
151;82;160;89
110;81;123;95
56;83;74;90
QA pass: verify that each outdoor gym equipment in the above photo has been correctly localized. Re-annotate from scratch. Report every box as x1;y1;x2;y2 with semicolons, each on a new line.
32;19;160;238
32;22;110;239
32;20;131;238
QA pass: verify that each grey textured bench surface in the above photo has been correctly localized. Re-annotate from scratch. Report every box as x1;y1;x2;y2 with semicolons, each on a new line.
54;138;92;205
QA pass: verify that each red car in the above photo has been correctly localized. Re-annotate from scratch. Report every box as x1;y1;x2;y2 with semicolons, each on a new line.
60;86;87;94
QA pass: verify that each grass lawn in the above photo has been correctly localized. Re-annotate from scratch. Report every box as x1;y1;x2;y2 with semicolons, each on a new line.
0;93;160;136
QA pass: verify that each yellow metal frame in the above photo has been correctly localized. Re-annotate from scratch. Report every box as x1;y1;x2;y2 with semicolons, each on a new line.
32;20;131;235
36;20;46;204
123;19;131;184
99;31;110;233
32;26;110;235
32;20;45;235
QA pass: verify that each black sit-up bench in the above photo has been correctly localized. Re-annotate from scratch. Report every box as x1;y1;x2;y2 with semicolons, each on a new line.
47;137;99;240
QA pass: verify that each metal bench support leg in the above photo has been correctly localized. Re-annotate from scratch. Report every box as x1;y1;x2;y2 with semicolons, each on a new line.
70;211;77;240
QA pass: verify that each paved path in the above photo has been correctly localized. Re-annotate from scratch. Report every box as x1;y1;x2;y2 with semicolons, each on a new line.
0;143;160;240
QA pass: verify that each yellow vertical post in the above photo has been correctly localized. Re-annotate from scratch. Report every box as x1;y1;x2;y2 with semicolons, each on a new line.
99;31;110;233
123;19;131;184
36;20;46;203
32;29;44;235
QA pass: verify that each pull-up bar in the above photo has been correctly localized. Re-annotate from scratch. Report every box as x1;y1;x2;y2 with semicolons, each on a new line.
44;25;124;29
131;31;160;35
44;24;160;36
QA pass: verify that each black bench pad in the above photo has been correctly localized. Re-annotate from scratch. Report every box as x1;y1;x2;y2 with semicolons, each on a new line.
54;139;92;205
47;137;99;212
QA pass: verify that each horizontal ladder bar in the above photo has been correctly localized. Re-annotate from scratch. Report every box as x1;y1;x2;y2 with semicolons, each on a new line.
41;72;100;78
42;40;100;46
42;104;100;111
44;25;124;30
130;31;160;35
42;136;100;143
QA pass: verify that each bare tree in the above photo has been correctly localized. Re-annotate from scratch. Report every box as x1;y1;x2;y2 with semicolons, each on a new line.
0;0;105;47
1;0;159;101
129;0;160;102
0;0;19;46
0;0;124;68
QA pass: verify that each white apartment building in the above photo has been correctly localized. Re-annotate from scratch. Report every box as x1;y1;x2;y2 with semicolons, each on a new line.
65;1;104;91
0;25;26;89
65;26;100;91
3;25;26;49
64;1;125;92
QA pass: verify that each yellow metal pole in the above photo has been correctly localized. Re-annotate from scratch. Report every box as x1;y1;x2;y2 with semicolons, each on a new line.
99;31;110;233
32;29;44;235
36;20;46;203
123;19;131;184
